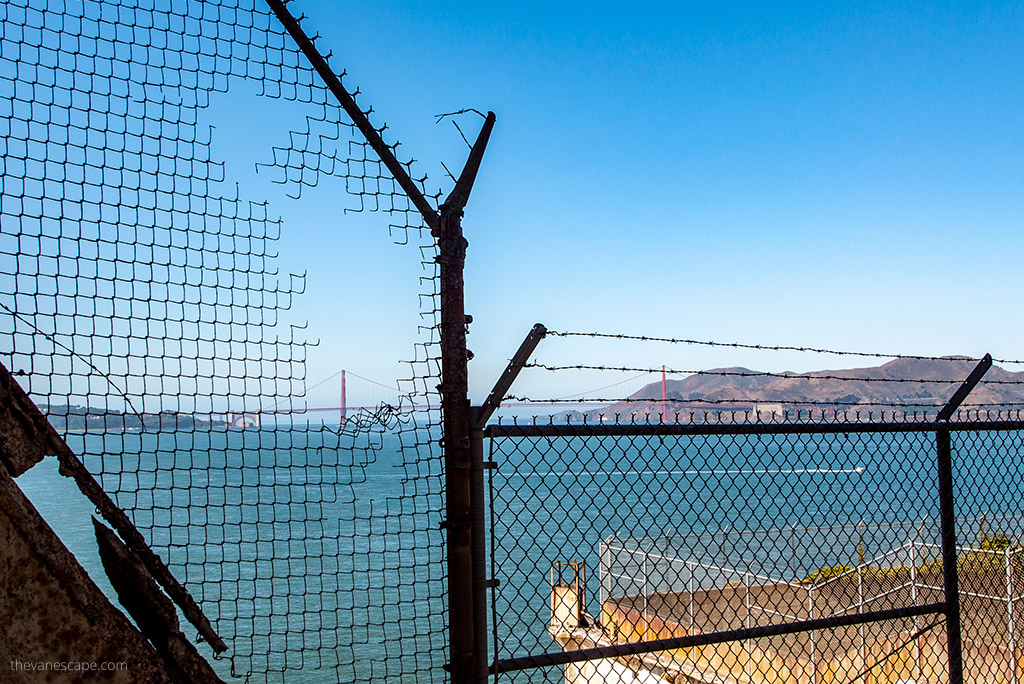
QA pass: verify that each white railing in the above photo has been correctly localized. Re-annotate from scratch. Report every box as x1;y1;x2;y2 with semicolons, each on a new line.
599;517;1024;682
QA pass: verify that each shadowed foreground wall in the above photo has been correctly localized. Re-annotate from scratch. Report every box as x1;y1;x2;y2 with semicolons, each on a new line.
0;463;181;683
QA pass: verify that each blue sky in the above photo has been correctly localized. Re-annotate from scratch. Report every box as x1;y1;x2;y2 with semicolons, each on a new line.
212;1;1024;403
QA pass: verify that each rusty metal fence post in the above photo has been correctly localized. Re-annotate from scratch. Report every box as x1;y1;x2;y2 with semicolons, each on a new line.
438;198;475;682
264;3;497;678
437;117;495;684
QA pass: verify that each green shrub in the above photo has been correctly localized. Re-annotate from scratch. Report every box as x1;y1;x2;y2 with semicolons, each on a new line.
790;529;1022;588
801;564;854;584
955;528;1021;573
976;528;1018;553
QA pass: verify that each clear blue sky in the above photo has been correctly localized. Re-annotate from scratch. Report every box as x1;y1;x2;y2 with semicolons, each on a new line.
212;1;1024;403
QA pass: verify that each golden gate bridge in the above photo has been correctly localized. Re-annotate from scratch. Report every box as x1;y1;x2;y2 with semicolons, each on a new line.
239;370;409;426
222;369;661;427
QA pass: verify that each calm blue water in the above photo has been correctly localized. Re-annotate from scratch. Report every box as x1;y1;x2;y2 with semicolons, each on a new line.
13;426;1024;682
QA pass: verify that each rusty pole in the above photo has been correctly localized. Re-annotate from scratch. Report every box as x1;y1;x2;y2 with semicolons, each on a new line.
439;199;474;681
438;113;495;684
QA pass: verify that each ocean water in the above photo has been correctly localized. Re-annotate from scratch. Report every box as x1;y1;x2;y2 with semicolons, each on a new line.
16;426;429;683
13;425;1024;681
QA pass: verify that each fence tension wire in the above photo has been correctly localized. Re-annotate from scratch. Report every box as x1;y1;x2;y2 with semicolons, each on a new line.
936;351;991;684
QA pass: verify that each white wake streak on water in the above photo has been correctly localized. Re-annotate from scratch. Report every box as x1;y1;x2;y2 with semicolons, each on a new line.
514;467;866;478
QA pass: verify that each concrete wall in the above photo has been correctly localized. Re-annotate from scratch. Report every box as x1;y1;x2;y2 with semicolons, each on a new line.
602;602;813;684
0;464;183;683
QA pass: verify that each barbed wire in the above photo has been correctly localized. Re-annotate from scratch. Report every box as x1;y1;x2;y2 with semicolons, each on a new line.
524;363;1024;385
0;301;146;420
505;395;1024;409
549;371;654;401
433;109;486;152
547;330;1024;365
434;108;487;121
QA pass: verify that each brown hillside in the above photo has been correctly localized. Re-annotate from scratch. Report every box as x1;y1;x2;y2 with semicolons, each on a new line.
578;357;1024;420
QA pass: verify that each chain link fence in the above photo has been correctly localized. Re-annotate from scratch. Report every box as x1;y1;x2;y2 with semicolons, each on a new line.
1;0;448;681
486;417;1024;683
602;517;1024;682
4;2;1024;684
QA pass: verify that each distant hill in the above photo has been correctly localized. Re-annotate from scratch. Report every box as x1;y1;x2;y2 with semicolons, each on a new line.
43;404;211;432
562;357;1024;421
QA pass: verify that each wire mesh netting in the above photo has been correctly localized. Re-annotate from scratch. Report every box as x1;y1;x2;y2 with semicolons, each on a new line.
485;416;1024;683
1;0;446;681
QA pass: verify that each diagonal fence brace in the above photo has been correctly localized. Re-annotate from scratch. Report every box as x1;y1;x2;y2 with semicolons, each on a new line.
475;323;547;429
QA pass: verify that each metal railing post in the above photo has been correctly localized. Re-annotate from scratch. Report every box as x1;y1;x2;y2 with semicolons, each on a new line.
1009;546;1017;684
688;561;696;630
600;541;608;606
936;426;965;684
643;553;650;638
808;586;816;684
858;558;865;673
688;561;694;667
745;570;751;680
911;530;921;680
790;527;796;580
